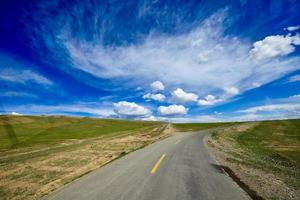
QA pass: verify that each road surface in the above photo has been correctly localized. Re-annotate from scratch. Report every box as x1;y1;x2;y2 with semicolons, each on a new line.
45;130;250;200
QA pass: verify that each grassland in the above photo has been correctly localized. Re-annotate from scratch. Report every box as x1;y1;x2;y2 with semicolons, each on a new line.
0;115;163;150
0;115;169;200
173;122;238;132
206;119;300;200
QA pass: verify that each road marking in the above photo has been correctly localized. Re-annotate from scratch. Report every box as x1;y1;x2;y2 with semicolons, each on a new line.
175;140;181;144
151;154;166;174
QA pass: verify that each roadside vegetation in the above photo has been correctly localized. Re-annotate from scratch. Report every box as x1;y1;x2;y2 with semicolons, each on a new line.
206;119;300;200
173;122;238;132
0;115;169;200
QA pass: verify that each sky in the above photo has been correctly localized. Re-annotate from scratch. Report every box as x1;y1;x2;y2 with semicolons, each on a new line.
0;0;300;122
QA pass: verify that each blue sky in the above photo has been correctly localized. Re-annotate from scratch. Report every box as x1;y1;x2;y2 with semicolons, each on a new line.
1;0;300;122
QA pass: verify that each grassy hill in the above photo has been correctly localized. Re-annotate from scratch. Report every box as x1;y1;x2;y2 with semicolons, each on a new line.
0;115;163;150
0;115;168;200
173;121;238;132
206;119;300;199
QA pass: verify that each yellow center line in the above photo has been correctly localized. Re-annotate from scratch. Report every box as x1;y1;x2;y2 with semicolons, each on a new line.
151;154;166;174
175;139;181;144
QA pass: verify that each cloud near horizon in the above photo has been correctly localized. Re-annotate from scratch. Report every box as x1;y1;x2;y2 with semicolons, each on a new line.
114;101;151;117
158;105;188;116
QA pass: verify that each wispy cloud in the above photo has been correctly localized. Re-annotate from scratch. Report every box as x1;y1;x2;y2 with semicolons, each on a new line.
237;95;300;119
0;91;37;98
0;69;52;85
239;103;300;114
0;54;52;86
285;25;300;32
2;102;115;117
287;74;300;83
56;12;300;101
9;1;300;122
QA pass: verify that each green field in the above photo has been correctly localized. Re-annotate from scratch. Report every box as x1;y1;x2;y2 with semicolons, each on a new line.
205;119;300;199
236;119;300;186
173;122;238;132
0;115;168;200
0;115;163;150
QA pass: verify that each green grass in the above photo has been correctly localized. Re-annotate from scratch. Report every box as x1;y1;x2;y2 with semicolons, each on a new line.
173;122;238;132
0;115;164;150
237;119;300;166
234;119;300;187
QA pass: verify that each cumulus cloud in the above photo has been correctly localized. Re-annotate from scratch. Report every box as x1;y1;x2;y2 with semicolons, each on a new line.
224;87;239;95
249;34;300;61
11;112;22;116
158;105;188;116
141;115;157;121
150;81;165;91
171;88;198;103
286;25;300;32
114;101;150;117
198;95;222;106
143;93;166;102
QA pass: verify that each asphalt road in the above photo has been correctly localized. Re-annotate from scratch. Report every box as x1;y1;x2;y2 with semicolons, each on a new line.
45;130;250;200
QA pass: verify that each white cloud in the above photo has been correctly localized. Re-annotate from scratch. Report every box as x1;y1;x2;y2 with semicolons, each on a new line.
291;94;300;98
171;88;198;103
150;81;165;91
252;82;261;88
34;11;300;101
249;34;300;61
224;87;239;95
239;103;300;114
143;93;166;102
198;95;222;106
3;103;115;117
114;101;150;117
158;115;219;123
1;91;37;98
0;69;52;85
287;74;300;83
158;104;188;116
286;25;300;32
11;112;21;116
141;115;157;121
